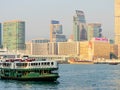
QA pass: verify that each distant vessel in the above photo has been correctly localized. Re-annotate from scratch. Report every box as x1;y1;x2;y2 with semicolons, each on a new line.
108;62;118;65
0;56;59;81
68;58;94;64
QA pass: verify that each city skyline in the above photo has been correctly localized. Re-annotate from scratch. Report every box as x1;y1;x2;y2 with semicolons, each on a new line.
0;0;114;41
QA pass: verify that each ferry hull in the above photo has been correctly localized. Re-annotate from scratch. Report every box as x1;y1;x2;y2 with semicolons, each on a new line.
0;69;59;81
0;75;59;81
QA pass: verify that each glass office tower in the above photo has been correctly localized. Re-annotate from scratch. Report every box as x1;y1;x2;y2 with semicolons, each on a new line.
3;20;25;50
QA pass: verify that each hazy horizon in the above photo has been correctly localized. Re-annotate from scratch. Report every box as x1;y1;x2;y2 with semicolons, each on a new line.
0;0;114;41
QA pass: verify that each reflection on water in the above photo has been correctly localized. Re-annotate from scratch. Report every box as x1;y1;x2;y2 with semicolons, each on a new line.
0;64;120;90
0;79;59;90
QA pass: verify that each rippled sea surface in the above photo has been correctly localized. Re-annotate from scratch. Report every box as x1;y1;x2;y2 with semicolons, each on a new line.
0;64;120;90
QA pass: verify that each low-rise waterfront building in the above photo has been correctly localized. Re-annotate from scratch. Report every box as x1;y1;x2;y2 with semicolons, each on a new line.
91;38;110;60
25;37;111;61
25;42;49;55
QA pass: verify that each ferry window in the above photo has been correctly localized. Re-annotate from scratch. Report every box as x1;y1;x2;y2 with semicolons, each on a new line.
16;63;20;66
39;63;40;65
23;63;27;66
47;62;50;65
3;63;5;66
41;63;43;65
8;63;11;66
36;63;38;66
44;62;46;65
51;62;54;65
7;63;11;66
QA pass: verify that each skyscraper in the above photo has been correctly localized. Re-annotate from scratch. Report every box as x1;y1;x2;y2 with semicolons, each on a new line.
50;20;67;42
3;20;25;51
87;23;102;41
0;23;2;48
115;0;120;44
73;10;88;41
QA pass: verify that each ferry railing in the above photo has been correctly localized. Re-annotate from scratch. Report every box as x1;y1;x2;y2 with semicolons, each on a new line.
14;65;58;69
14;62;58;69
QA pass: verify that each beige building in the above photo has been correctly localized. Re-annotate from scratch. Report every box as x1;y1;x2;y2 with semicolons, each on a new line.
91;38;110;60
57;39;110;60
48;42;58;55
25;42;49;55
79;41;90;60
73;39;110;60
115;0;120;44
58;41;80;56
25;37;111;60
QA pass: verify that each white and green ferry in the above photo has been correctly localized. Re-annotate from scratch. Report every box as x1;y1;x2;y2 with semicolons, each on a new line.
0;56;59;81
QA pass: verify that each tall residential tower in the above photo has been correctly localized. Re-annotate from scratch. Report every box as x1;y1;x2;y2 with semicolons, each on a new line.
3;20;25;51
115;0;120;44
73;10;88;41
50;20;67;42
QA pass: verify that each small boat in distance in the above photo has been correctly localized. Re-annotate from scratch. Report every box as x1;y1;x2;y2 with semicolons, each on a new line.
68;58;94;64
109;62;118;65
0;56;59;81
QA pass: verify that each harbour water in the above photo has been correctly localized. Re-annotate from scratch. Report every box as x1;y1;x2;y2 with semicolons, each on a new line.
0;64;120;90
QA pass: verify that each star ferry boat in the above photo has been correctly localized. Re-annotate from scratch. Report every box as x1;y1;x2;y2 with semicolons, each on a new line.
0;56;59;81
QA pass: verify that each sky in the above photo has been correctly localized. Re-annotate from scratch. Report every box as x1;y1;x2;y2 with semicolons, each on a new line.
0;0;114;41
